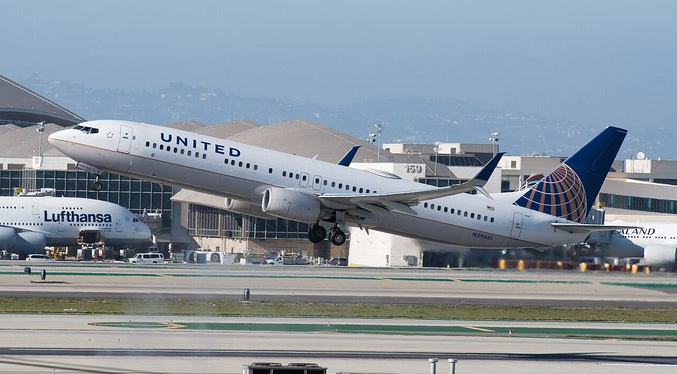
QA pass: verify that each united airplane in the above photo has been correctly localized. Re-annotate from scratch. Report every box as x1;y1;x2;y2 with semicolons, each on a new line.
0;195;151;256
48;120;626;249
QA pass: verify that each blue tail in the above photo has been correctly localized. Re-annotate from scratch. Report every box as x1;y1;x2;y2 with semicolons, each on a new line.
513;126;627;222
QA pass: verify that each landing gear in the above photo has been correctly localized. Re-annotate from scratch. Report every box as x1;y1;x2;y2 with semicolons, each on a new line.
308;223;327;243
328;227;346;246
308;222;346;246
90;178;103;191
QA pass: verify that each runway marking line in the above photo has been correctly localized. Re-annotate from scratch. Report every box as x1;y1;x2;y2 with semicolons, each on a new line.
463;326;494;332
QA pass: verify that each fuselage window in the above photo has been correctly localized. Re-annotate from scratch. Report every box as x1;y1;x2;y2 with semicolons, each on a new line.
254;165;258;171
490;217;494;223
345;185;350;191
315;177;320;184
180;149;185;155
366;189;370;193
463;211;467;217
296;174;300;180
195;152;200;158
437;206;442;211
359;188;363;193
450;208;455;214
224;158;229;164
470;213;474;218
477;214;482;220
302;175;307;181
159;144;164;150
238;161;243;167
332;182;336;187
338;183;343;189
269;168;273;174
166;146;172;152
352;186;357;192
289;173;294;179
173;148;178;153
282;171;287;177
202;154;207;159
444;207;448;213
231;160;235;165
246;163;250;169
152;143;157;148
323;180;328;186
145;141;150;147
424;202;428;208
187;150;192;156
430;204;435;210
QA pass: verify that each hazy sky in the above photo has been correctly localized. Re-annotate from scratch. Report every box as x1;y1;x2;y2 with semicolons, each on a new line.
3;0;677;127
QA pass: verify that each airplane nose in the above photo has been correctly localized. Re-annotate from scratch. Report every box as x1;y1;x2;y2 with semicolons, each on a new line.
47;130;67;146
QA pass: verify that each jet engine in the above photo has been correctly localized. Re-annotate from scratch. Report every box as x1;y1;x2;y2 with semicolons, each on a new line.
224;198;278;220
0;227;46;256
261;187;322;223
644;245;677;271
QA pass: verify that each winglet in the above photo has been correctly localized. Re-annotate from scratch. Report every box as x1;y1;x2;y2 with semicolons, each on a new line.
470;152;504;185
338;146;361;167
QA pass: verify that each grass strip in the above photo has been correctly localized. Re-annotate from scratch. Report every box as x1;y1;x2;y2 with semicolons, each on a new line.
1;297;676;323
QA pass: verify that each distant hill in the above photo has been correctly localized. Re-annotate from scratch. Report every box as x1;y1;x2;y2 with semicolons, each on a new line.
20;75;675;160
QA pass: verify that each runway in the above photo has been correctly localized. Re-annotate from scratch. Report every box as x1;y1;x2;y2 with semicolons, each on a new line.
0;262;676;373
1;262;677;307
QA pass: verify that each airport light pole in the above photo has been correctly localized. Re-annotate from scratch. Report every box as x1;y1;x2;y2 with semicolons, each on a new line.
36;121;45;168
489;131;500;156
433;141;442;177
367;122;384;162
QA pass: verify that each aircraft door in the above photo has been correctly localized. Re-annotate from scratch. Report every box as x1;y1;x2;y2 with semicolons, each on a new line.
116;219;123;232
117;125;133;153
312;175;322;191
510;212;523;238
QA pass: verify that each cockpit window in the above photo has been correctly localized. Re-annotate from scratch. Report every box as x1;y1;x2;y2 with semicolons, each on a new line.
73;125;99;134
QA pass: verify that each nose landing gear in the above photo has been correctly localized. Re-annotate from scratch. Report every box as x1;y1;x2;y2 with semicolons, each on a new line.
90;176;103;191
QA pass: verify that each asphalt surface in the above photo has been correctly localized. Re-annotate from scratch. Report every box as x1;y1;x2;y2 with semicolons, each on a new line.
1;263;676;373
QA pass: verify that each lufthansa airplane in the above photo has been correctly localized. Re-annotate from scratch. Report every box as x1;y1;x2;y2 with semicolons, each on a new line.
0;195;151;256
48;120;626;249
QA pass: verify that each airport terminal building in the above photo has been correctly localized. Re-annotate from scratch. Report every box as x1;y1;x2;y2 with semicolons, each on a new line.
2;74;677;267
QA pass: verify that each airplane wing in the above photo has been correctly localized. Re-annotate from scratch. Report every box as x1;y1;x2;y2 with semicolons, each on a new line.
319;152;504;211
551;223;642;234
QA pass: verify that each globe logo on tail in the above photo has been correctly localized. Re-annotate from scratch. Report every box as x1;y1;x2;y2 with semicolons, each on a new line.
514;164;587;223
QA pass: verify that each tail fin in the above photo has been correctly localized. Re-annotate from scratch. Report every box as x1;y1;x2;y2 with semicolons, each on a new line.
513;126;627;222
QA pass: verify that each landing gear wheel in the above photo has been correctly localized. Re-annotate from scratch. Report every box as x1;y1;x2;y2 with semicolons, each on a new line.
308;223;327;243
90;181;103;191
329;228;346;246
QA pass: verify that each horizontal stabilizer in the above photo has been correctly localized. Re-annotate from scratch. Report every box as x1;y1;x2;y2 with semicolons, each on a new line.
551;222;641;234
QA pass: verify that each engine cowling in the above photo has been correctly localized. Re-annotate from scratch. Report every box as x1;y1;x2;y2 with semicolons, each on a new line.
261;187;322;223
0;227;17;249
644;245;677;271
224;198;278;220
0;227;46;255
